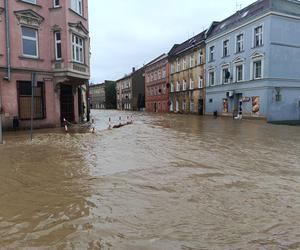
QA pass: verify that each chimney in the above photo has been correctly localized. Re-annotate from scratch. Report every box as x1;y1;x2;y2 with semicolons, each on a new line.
132;67;136;73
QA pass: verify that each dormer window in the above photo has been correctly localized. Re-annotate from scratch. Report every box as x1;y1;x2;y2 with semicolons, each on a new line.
53;0;60;8
71;0;83;16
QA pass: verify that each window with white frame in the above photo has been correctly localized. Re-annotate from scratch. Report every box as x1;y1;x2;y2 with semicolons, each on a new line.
236;34;244;53
189;78;194;90
183;58;187;70
162;68;166;78
183;80;187;91
209;46;214;62
176;81;180;91
53;0;60;7
198;49;203;64
176;59;180;72
253;60;262;79
236;64;244;82
182;99;186;111
72;34;84;63
71;0;83;16
22;27;38;58
208;70;215;86
222;67;230;84
223;40;229;57
54;31;62;60
254;25;263;47
198;75;203;88
22;0;37;4
171;63;175;74
190;54;194;68
170;82;174;92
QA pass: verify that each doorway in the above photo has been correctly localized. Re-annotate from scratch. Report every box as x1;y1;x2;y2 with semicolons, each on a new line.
198;98;204;115
60;84;74;123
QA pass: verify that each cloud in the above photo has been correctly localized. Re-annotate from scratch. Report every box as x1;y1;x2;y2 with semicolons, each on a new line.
89;0;255;83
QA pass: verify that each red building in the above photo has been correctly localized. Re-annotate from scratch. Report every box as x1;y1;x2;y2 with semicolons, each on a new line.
145;54;170;113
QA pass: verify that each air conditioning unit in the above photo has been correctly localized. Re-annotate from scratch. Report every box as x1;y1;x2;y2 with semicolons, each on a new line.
226;91;234;98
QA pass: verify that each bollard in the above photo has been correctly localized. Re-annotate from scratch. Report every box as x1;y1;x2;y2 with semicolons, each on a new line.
63;118;68;132
91;118;95;133
108;117;112;130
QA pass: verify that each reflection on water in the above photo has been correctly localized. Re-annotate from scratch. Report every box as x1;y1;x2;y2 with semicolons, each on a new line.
0;110;300;249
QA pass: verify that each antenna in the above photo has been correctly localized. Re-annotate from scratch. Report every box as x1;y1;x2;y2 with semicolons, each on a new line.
236;0;242;11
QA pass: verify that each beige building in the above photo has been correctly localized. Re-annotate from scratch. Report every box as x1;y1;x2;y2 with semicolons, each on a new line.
168;31;206;115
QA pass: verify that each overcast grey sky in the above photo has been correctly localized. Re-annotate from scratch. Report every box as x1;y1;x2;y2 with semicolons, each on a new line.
89;0;256;83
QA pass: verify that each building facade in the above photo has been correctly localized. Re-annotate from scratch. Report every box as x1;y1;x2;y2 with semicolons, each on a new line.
144;54;170;113
0;0;90;129
116;67;145;111
205;0;300;123
168;31;206;115
90;83;106;109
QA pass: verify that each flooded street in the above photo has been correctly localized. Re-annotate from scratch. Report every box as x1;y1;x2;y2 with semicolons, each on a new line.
0;110;300;250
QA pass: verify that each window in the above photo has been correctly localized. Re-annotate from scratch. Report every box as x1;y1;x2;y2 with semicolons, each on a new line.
223;40;229;57
171;63;175;74
72;34;84;63
18;81;45;120
190;99;194;112
236;64;244;82
183;80;187;91
190;55;194;68
189;78;194;90
176;81;180;92
170;82;174;92
209;71;215;86
22;27;38;58
53;0;60;7
182;58;187;70
54;32;62;60
254;25;263;47
209;46;214;62
236;34;244;53
198;76;203;88
253;60;262;79
198;50;203;65
182;99;186;111
176;59;180;72
71;0;83;15
162;68;166;78
22;0;37;4
222;67;230;84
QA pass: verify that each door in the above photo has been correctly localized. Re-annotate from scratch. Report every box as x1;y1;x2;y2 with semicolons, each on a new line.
60;84;74;123
198;99;204;115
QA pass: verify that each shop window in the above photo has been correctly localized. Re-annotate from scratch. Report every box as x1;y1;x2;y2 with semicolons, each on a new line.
18;81;45;120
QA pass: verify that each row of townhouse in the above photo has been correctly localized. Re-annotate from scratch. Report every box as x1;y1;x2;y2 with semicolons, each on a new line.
89;81;116;109
0;0;90;130
116;0;300;123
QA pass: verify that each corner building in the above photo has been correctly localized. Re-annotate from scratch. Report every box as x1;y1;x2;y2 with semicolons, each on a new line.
205;0;300;123
0;0;90;129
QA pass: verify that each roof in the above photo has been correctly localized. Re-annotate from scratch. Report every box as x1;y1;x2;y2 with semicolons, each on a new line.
206;0;300;39
168;30;206;57
116;66;144;82
145;54;168;68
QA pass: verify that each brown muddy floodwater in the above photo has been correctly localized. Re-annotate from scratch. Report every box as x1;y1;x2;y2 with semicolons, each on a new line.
0;110;300;250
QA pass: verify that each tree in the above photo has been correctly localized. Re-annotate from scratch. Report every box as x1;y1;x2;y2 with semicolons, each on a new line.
105;81;117;109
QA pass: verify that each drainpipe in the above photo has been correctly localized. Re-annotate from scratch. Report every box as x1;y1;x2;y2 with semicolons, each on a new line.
4;0;11;82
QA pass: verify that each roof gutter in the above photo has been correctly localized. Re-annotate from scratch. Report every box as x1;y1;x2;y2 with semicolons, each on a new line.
4;0;11;82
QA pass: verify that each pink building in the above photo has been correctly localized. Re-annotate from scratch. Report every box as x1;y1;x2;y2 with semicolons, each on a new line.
0;0;90;129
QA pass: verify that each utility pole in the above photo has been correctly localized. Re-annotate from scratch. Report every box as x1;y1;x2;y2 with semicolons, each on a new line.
0;95;3;144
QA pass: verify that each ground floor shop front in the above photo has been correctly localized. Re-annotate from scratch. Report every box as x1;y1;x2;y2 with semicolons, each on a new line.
0;71;89;130
205;80;300;123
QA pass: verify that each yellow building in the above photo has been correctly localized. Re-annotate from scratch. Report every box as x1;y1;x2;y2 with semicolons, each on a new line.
168;31;206;115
